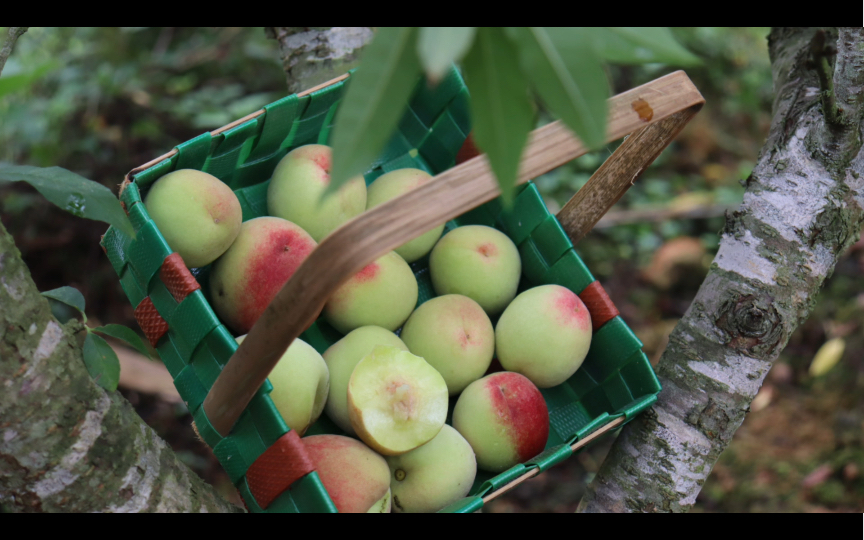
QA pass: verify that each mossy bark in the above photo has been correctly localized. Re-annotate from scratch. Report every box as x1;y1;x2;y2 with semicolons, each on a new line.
579;27;864;513
0;221;241;513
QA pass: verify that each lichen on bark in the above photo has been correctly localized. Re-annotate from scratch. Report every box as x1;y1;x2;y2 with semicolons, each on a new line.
578;27;864;513
0;221;241;513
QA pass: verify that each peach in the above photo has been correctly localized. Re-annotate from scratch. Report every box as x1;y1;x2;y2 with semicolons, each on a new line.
366;168;444;262
267;144;367;242
496;285;592;388
236;335;328;436
209;217;317;334
429;225;521;315
144;169;242;268
323;326;409;435
452;372;549;473
386;424;477;513
348;345;448;456
323;251;418;334
399;295;494;395
302;434;391;513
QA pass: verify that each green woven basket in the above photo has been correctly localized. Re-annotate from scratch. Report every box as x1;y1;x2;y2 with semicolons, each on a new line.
101;67;661;513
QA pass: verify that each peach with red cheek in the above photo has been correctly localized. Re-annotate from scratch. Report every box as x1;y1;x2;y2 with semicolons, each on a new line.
399;294;494;395
268;144;367;242
209;217;317;334
452;372;549;473
495;285;592;388
301;434;390;513
429;225;521;316
323;251;418;334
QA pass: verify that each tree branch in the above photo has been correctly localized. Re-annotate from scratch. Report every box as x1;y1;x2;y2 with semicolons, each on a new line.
0;26;28;77
578;27;864;513
0;221;242;513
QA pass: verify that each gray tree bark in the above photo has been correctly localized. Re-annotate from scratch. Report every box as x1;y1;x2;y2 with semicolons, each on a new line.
578;27;864;513
0;222;242;513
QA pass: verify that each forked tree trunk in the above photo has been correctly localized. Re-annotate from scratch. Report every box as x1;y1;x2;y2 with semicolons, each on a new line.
578;26;864;513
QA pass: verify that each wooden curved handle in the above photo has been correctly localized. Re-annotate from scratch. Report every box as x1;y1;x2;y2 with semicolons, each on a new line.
202;70;705;437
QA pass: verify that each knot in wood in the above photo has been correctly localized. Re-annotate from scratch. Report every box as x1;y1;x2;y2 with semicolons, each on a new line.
716;293;783;357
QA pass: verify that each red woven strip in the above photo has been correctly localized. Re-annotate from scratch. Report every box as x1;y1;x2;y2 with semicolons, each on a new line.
133;297;169;347
160;253;201;303
246;430;315;510
578;281;620;332
455;133;481;164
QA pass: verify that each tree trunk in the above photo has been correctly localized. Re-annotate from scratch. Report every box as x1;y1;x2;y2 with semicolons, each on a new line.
265;27;374;93
578;27;864;513
0;221;241;513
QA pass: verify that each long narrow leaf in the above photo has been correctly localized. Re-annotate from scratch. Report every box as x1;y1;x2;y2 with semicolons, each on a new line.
462;27;535;203
509;27;608;150
330;27;423;191
0;164;135;238
82;333;121;392
417;27;477;83
593;27;700;65
41;286;86;315
92;324;153;360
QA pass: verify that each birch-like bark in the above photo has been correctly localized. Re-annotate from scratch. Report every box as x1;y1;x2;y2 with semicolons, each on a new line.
579;27;864;513
265;27;373;93
0;222;241;513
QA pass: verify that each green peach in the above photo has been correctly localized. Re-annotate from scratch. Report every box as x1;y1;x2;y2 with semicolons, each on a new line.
144;169;242;268
386;424;477;513
209;217;317;334
496;285;592;388
452;372;549;473
366;168;444;262
302;434;391;513
323;251;418;334
367;488;391;513
429;225;521;316
323;326;409;435
268;144;367;242
236;335;328;436
400;295;494;395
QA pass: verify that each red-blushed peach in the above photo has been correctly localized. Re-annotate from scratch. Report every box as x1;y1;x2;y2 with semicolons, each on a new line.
452;372;549;473
236;335;328;436
495;284;592;388
429;225;521;315
386;424;477;513
144;169;242;268
268;144;367;242
348;346;448;456
209;217;317;334
301;434;391;513
399;294;494;395
323;326;409;435
366;168;444;262
323;251;418;334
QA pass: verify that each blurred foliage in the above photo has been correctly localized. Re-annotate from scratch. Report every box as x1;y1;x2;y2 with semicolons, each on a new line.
1;27;862;513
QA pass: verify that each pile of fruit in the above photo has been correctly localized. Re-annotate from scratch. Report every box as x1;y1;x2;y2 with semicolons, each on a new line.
144;144;594;513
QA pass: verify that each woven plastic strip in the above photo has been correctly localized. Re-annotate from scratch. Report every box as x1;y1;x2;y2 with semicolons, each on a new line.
246;430;315;510
455;133;480;164
578;281;620;332
133;296;169;347
159;253;201;303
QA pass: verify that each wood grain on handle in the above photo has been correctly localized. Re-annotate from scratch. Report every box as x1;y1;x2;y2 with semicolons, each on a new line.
202;70;705;437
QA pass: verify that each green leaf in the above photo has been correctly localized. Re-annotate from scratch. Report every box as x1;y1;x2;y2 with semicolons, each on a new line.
417;27;476;83
589;27;700;66
0;164;135;238
41;286;86;315
509;27;609;150
92;324;153;360
330;27;423;191
0;61;58;98
82;333;121;392
462;27;535;204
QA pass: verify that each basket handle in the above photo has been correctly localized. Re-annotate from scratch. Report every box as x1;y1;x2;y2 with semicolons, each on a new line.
202;70;704;437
